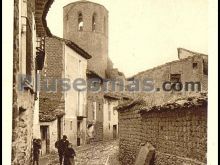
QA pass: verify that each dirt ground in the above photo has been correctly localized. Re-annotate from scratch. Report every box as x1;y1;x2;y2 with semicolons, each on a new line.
39;140;120;165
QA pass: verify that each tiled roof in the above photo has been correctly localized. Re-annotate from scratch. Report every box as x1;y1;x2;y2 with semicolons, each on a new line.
115;98;145;111
39;102;65;122
140;92;207;114
86;69;103;80
104;92;131;100
52;36;92;59
115;92;207;113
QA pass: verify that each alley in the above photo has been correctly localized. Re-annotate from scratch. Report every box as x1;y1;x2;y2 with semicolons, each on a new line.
39;140;120;165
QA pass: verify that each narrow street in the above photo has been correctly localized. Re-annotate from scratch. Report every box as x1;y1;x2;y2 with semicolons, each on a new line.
39;140;120;165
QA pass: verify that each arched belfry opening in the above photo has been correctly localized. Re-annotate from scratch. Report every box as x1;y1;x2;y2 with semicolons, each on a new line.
92;13;97;32
78;12;83;31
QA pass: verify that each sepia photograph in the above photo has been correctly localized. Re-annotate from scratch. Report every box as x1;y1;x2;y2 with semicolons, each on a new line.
2;0;218;165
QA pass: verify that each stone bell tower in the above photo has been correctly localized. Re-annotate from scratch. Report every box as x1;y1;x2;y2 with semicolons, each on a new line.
63;0;109;78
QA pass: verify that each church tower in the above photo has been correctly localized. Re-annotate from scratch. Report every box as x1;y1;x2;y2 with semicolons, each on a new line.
63;0;109;78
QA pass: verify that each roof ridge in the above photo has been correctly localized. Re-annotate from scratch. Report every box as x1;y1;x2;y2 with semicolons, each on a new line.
50;35;92;59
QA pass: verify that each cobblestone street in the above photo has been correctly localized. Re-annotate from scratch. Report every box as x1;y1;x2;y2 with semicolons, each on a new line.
39;140;120;165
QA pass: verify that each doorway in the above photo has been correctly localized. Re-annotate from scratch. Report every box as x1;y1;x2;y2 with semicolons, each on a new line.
77;120;81;146
40;126;49;155
57;117;62;140
113;125;117;140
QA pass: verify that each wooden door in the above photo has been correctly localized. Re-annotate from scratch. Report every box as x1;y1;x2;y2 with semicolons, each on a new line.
113;125;117;140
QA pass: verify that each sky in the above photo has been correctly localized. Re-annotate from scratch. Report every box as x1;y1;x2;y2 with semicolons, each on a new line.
47;0;208;77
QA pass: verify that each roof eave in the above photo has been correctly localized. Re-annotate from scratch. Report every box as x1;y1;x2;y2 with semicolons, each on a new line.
35;0;54;37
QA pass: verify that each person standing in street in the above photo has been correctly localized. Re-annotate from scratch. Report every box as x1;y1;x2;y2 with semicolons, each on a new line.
55;135;70;165
64;143;76;165
33;138;41;165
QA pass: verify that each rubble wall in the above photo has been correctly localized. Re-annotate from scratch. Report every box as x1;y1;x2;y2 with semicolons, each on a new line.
118;106;207;165
118;109;142;165
39;37;64;119
87;91;104;142
12;0;35;164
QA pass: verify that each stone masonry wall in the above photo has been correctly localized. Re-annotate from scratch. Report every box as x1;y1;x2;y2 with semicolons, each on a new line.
129;55;208;106
118;106;207;165
40;37;64;117
12;0;35;164
93;121;104;142
86;79;104;142
118;108;142;165
12;92;35;165
87;94;104;142
103;99;119;141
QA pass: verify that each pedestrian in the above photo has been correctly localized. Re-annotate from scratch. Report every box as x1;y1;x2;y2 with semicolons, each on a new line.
33;138;41;165
55;135;70;165
64;143;76;165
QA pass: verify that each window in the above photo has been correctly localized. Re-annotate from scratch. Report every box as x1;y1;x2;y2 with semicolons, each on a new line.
78;13;83;31
170;74;181;91
79;60;82;77
93;102;96;120
108;102;111;121
170;74;181;83
92;13;96;32
113;109;116;115
193;62;198;69
26;16;33;77
98;103;101;111
70;121;73;130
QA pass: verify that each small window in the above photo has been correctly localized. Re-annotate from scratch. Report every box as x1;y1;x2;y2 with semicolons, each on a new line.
79;60;82;77
19;107;26;114
193;62;198;69
170;74;181;83
78;13;83;31
170;74;182;91
108;102;111;121
98;103;101;111
93;102;96;120
113;109;116;115
92;13;96;32
70;121;73;130
26;20;32;76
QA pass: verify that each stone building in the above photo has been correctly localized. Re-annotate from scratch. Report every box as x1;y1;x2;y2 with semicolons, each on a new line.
86;70;105;142
12;0;53;164
103;93;128;141
39;36;91;154
63;0;126;143
86;90;130;143
116;92;207;165
103;94;119;141
127;48;208;105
